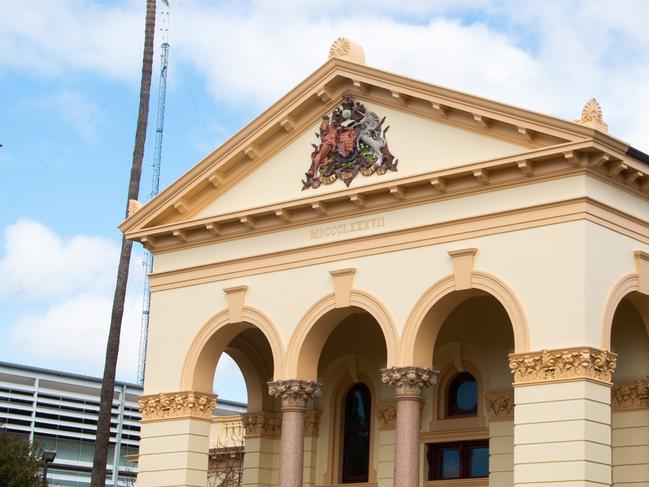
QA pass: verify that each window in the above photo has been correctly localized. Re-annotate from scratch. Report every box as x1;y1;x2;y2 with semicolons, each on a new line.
447;372;478;417
341;383;371;483
427;440;489;480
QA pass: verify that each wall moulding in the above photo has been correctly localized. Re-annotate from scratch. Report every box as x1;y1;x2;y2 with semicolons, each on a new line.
376;402;397;430
125;138;649;253
138;391;216;421
484;392;514;421
509;347;617;385
612;374;649;411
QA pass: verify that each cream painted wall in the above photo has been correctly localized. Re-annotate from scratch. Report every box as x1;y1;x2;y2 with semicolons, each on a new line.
144;219;608;394
612;410;649;486
154;174;590;274
193;101;527;220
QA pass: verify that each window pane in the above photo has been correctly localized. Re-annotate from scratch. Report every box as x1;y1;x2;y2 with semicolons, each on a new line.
470;447;489;477
456;380;477;411
342;384;371;483
440;448;461;479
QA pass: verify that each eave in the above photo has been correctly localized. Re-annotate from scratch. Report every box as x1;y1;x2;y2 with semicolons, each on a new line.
119;57;635;237
125;139;649;253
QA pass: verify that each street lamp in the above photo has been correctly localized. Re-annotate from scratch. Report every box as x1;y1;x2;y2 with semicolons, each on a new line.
41;450;56;486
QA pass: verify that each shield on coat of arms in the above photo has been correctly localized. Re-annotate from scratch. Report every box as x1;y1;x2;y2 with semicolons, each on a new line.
302;95;398;190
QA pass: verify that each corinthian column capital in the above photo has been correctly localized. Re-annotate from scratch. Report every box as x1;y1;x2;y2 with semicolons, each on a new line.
268;379;323;410
381;366;438;399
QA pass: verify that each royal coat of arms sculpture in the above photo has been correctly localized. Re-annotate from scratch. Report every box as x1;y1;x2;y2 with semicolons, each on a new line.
302;96;398;190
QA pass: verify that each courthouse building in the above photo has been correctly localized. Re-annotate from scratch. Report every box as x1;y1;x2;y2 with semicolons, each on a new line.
122;39;649;487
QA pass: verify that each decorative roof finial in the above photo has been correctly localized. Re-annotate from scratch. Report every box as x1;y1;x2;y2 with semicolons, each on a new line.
328;37;365;64
576;98;608;133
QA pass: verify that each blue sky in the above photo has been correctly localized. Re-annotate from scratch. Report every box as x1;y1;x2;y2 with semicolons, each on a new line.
1;0;648;403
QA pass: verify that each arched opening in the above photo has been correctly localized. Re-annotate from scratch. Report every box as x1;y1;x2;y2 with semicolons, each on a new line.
608;291;649;485
610;293;649;380
421;292;515;483
293;304;391;486
182;309;284;487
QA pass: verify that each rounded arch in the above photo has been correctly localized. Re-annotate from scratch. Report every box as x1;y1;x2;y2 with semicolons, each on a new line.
181;306;285;395
285;290;399;380
400;272;530;367
601;273;649;350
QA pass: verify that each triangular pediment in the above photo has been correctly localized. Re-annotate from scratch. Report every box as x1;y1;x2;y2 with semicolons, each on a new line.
121;56;630;247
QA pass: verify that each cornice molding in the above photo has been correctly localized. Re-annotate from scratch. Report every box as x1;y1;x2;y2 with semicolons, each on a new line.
148;197;649;292
138;391;216;421
612;375;649;411
509;347;617;385
120;55;642;239
124;141;649;252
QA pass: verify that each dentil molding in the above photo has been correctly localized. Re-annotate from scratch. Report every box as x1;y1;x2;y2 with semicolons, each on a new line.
138;391;217;421
509;347;617;385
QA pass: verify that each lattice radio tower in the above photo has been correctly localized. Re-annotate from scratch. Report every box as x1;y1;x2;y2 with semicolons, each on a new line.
137;1;170;385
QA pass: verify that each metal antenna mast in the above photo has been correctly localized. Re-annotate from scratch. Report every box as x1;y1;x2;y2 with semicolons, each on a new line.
137;1;170;385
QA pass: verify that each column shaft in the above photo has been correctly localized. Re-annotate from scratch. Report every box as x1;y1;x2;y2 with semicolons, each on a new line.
381;366;438;487
268;379;322;487
278;408;306;487
394;397;422;487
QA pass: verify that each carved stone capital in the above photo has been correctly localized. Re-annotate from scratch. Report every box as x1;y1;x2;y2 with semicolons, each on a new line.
612;375;649;411
138;391;216;421
381;366;438;399
241;411;282;437
485;392;514;421
268;379;322;410
509;347;617;385
376;402;397;430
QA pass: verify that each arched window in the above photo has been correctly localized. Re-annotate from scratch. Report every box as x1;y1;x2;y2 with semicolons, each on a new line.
342;383;371;483
447;372;478;416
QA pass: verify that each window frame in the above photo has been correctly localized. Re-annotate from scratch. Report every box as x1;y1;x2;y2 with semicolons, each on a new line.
446;371;479;417
341;382;372;484
426;439;489;481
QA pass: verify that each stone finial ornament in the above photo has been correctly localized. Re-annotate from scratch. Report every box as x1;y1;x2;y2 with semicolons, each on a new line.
576;98;608;133
328;37;365;64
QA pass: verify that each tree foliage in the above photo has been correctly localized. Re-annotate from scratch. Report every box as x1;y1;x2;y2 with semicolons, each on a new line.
0;429;44;487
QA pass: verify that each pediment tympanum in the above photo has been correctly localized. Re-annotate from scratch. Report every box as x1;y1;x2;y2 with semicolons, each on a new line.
192;99;529;220
121;44;645;248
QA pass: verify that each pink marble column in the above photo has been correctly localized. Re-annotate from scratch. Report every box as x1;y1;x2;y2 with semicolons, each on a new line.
381;367;438;487
268;379;322;487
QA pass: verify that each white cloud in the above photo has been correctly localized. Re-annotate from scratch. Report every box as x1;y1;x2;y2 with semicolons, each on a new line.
7;290;142;381
2;1;648;150
0;219;119;304
0;0;144;80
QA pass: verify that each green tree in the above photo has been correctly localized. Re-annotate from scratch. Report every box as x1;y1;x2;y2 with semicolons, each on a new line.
0;429;44;487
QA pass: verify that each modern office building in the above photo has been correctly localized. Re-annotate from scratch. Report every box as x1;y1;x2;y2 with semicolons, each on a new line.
0;361;246;486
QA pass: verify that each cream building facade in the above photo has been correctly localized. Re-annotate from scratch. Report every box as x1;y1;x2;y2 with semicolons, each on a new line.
122;40;649;487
